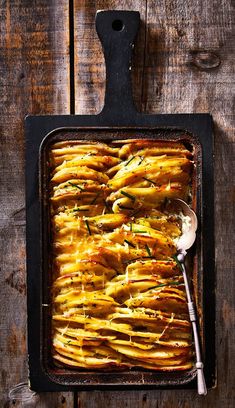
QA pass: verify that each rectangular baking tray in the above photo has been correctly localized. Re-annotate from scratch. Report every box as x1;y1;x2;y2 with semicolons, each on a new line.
26;124;214;391
40;128;200;389
25;10;215;392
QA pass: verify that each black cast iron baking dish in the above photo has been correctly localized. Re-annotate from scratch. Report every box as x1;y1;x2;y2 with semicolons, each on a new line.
25;10;215;392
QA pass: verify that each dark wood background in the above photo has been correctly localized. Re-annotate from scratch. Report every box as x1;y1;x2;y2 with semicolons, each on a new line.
0;0;234;407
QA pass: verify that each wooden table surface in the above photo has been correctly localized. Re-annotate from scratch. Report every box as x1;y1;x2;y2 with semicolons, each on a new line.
0;1;234;407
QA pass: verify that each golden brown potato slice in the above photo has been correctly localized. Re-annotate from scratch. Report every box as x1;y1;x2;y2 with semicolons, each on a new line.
52;166;109;184
50;140;194;371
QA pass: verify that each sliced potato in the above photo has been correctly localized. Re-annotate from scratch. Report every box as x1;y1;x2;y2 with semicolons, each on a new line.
50;140;194;371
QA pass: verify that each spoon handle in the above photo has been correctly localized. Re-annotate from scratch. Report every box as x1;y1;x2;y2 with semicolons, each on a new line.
177;254;207;396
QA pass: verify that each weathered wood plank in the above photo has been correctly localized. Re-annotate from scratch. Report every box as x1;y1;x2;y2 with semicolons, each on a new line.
0;1;73;406
74;0;235;407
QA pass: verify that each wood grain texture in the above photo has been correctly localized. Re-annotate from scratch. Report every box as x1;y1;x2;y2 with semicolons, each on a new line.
0;0;73;407
0;0;234;406
74;0;235;407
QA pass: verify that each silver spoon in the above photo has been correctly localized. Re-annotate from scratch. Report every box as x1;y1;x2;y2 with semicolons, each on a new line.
167;199;207;396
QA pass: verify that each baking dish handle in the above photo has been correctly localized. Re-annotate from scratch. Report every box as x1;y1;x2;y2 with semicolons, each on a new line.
96;10;140;119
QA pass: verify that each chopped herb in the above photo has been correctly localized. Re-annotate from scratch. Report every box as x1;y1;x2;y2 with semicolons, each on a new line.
145;244;152;257
171;281;183;286
123;256;153;264
138;156;144;165
90;191;101;205
143;177;156;185
67;340;71;344
120;190;136;201
133;229;147;234
125;156;135;166
118;204;134;211
162;197;170;209
85;219;92;235
131;208;142;217
173;254;183;271
150;283;167;290
124;239;136;248
73;208;89;212
68;181;84;191
150;281;182;290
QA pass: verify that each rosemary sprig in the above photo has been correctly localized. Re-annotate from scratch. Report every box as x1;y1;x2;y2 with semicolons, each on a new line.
124;239;136;248
68;181;84;191
120;190;136;202
85;219;92;235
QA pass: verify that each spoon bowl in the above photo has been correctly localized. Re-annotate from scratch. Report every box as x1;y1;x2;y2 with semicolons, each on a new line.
167;198;198;252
